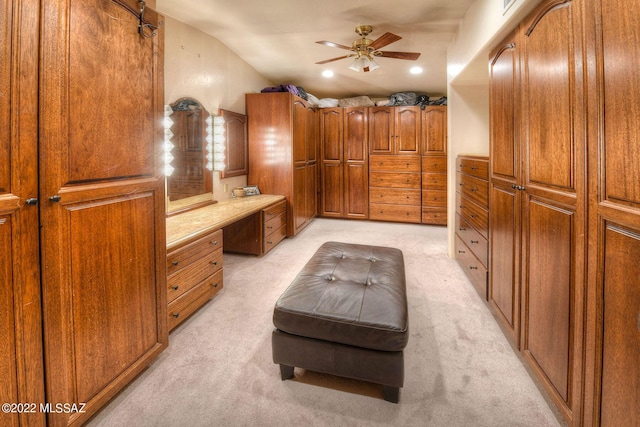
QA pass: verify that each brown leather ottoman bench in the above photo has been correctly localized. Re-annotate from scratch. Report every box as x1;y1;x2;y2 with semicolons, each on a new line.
272;241;408;403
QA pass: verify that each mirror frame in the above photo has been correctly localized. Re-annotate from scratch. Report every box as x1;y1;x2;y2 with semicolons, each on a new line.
165;97;216;216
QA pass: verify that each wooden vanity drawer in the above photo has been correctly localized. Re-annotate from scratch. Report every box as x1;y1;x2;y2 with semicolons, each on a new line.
370;171;421;189
264;224;286;254
457;157;489;180
168;269;223;330
455;235;488;299
456;213;488;267
264;212;286;235
167;229;223;276
263;200;286;220
458;172;489;207
370;203;421;223
369;155;420;172
369;188;421;205
168;248;223;302
421;155;447;173
422;172;447;191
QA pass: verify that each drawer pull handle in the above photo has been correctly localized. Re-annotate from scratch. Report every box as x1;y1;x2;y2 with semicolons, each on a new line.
267;226;273;229
267;241;272;244
213;283;219;288
172;285;179;291
471;240;478;244
458;250;466;254
211;261;217;266
469;266;478;270
172;261;179;266
471;187;477;192
471;214;476;218
471;166;478;170
210;240;218;245
172;313;180;318
459;227;466;231
459;183;463;186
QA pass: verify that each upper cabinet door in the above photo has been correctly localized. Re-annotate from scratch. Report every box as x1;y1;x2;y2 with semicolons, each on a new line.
292;98;308;163
395;106;421;154
422;106;447;154
220;109;249;179
369;107;395;154
39;1;167;425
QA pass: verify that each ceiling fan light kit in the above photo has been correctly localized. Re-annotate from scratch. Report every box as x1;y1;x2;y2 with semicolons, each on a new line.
316;25;420;72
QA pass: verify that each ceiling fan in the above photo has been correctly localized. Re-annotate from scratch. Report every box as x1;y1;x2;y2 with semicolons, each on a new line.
315;25;421;72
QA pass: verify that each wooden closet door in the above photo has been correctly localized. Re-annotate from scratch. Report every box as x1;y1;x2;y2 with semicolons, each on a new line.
0;1;45;426
320;108;343;217
39;1;167;425
344;107;368;218
584;0;640;425
488;32;521;346
519;0;586;424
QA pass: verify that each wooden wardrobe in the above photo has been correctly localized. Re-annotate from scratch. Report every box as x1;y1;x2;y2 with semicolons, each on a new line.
2;1;167;425
246;92;318;237
488;0;640;425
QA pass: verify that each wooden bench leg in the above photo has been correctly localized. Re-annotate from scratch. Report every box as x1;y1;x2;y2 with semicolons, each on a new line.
382;385;400;403
279;364;294;380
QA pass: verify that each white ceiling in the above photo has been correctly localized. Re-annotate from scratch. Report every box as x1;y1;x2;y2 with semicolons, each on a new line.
156;0;478;99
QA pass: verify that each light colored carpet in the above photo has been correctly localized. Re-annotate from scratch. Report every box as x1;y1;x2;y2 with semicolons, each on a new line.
87;219;563;427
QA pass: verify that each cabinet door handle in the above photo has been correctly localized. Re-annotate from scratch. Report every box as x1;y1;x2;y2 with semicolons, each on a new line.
49;195;61;202
512;184;517;189
25;198;38;205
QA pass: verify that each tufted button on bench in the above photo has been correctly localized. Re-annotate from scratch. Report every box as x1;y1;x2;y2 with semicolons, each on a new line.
272;241;408;402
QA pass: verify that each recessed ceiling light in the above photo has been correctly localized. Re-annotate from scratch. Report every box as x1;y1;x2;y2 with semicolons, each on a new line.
410;66;423;75
322;70;334;78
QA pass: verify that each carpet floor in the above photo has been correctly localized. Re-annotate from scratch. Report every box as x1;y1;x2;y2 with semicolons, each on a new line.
87;219;563;427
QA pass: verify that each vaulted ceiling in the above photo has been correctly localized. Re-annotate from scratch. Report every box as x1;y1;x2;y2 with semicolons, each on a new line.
156;0;478;99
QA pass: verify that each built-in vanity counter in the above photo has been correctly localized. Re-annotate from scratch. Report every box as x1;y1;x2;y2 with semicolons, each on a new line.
166;194;287;330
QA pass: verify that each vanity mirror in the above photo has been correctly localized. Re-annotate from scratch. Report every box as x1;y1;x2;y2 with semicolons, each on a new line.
164;97;216;215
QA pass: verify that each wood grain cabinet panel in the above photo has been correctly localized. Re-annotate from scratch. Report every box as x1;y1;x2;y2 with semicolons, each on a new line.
421;107;447;225
1;1;46;425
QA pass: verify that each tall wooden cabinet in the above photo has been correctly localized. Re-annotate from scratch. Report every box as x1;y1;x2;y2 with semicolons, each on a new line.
488;0;587;425
247;92;317;237
583;0;640;426
2;1;167;426
319;107;369;219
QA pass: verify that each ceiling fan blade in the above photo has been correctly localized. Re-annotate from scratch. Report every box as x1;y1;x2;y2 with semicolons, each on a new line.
315;55;353;65
369;32;401;50
377;51;421;60
316;40;353;50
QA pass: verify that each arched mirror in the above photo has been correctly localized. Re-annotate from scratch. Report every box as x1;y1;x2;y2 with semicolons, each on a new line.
165;97;215;215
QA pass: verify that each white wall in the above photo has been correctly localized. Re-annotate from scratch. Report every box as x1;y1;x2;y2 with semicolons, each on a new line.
445;0;543;255
164;16;272;201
